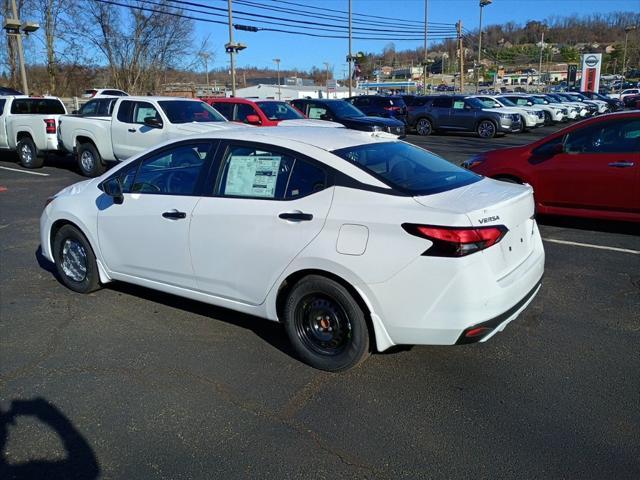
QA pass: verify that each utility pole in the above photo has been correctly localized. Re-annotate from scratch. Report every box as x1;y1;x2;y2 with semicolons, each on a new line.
323;61;330;97
273;58;281;100
423;0;429;94
199;52;210;87
227;0;236;96
622;25;637;80
457;20;464;93
10;0;29;94
538;31;544;88
348;0;353;96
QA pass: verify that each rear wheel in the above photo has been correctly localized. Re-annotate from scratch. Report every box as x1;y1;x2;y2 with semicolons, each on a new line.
53;225;101;293
77;142;105;177
283;275;370;372
17;137;43;169
415;118;433;136
477;120;497;139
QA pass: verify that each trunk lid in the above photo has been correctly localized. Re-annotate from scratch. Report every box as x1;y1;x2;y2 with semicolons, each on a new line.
413;178;537;278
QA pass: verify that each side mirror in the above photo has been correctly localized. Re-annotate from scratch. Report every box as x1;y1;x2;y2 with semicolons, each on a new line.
320;113;333;121
144;116;163;129
102;177;124;205
72;109;79;114
245;114;262;125
464;104;472;110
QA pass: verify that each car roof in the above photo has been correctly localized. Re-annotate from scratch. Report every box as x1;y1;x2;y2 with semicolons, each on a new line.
8;95;62;100
115;96;205;102
202;126;400;151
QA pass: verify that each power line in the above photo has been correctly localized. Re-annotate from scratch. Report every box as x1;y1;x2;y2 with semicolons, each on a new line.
95;0;457;41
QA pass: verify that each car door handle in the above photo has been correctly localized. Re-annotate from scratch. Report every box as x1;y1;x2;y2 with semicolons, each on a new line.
608;161;635;168
128;128;136;133
279;211;313;221
162;210;187;219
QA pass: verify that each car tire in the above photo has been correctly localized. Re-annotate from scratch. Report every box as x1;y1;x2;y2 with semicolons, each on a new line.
283;275;370;372
543;111;552;125
415;118;433;136
519;116;529;132
17;137;43;169
77;142;105;178
53;224;101;294
477;120;497;139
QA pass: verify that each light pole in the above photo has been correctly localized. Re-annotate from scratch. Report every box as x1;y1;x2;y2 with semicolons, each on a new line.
273;58;281;100
3;0;39;95
622;25;637;80
476;0;492;93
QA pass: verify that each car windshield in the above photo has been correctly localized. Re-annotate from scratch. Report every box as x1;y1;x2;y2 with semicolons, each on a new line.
333;141;481;195
529;97;547;105
329;101;365;118
159;101;226;123
255;101;304;120
465;98;485;109
497;97;517;107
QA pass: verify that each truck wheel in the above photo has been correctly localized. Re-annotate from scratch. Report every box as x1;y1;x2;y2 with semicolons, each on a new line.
477;120;497;138
77;143;105;178
17;137;43;169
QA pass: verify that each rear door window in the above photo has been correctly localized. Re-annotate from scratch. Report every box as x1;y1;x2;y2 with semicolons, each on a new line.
432;97;453;108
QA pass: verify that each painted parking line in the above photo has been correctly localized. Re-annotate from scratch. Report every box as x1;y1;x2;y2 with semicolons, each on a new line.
543;238;640;255
0;166;50;176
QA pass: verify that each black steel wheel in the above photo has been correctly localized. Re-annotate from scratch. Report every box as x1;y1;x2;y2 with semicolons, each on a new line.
284;275;370;371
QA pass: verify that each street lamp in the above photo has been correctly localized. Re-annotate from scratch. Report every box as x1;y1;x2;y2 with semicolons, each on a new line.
226;0;247;97
476;0;492;93
273;58;281;100
3;0;39;95
622;25;637;80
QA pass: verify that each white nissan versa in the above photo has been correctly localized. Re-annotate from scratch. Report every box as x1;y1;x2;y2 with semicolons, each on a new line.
40;127;545;371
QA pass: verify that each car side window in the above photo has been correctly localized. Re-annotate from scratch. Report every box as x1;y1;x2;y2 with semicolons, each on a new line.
211;102;233;119
565;120;640;154
130;143;210;195
307;104;328;120
133;101;160;125
285;159;327;199
234;103;258;123
217;144;294;199
80;100;98;116
104;90;125;96
117;101;134;123
0;99;6;116
432;97;452;108
97;99;115;116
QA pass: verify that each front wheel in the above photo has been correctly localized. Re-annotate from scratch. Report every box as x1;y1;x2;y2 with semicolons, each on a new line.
543;111;552;125
477;120;497;139
415;118;433;136
77;143;105;177
283;275;370;372
17;137;43;169
53;225;101;293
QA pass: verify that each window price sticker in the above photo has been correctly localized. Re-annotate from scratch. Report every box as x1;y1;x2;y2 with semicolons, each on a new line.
225;156;282;198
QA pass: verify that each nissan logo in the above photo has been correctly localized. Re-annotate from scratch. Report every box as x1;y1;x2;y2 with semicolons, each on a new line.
585;55;599;67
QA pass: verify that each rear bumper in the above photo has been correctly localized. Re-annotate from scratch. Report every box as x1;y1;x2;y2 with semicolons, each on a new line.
365;227;545;346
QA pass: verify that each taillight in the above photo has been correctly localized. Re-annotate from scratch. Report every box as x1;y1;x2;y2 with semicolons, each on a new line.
384;106;401;111
402;223;508;257
44;118;56;134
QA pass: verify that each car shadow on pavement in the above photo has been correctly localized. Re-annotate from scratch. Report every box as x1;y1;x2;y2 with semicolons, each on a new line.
538;214;640;235
0;397;100;480
106;281;298;359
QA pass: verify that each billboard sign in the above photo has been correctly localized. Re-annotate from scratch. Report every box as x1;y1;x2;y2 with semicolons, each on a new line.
580;53;602;93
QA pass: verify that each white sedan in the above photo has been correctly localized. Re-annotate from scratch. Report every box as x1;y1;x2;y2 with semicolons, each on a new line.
40;127;545;371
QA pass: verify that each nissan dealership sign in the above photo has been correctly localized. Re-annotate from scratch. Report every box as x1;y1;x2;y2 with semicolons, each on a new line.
580;53;602;93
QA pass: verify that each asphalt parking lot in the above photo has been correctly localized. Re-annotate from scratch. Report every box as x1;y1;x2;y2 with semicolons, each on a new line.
1;127;639;479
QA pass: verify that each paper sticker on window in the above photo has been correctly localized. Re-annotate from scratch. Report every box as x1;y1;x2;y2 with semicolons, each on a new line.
225;156;281;198
453;101;465;109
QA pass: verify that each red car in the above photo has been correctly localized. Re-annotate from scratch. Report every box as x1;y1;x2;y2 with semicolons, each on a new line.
623;94;640;110
202;97;308;126
463;112;640;223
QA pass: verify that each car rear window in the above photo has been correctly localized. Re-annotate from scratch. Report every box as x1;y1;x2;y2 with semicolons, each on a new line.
10;98;66;114
333;142;480;195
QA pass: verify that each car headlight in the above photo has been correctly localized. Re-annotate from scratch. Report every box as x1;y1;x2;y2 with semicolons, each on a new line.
370;125;383;132
499;113;512;119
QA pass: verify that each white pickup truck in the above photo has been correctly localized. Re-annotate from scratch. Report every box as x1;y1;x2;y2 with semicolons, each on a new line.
57;96;246;177
0;95;68;168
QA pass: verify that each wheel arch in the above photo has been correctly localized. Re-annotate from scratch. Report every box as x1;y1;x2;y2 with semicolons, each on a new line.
274;268;394;352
